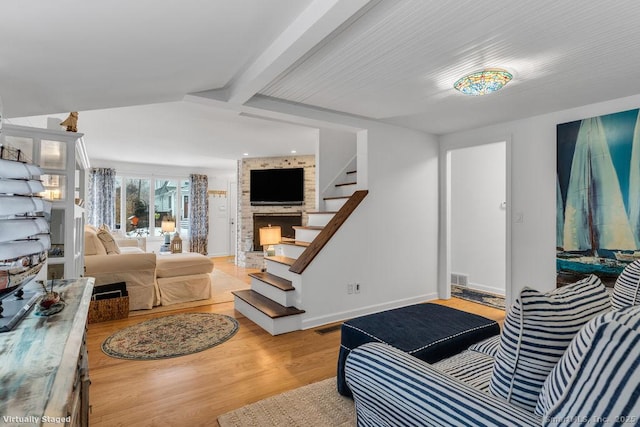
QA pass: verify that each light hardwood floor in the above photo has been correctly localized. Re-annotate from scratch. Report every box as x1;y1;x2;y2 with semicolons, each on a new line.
87;256;505;426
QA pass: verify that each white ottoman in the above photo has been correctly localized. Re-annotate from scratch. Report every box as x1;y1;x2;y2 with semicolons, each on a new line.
155;253;214;306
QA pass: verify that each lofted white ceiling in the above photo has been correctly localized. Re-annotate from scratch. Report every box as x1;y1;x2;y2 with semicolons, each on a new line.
0;0;312;117
3;0;640;170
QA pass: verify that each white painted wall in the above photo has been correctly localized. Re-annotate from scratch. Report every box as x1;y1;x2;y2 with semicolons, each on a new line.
440;93;640;306
317;128;356;200
450;142;506;295
300;122;439;328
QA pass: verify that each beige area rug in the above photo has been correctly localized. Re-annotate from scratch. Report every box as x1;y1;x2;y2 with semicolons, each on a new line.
129;269;250;317
218;378;355;427
102;313;239;360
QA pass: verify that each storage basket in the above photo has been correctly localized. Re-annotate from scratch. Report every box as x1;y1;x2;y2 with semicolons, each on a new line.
88;282;129;324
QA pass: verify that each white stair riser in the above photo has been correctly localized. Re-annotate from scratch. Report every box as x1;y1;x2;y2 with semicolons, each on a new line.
276;243;306;259
325;198;348;211
346;172;357;181
266;259;296;280
333;183;356;197
307;213;334;227
251;277;296;306
295;228;321;243
233;297;302;335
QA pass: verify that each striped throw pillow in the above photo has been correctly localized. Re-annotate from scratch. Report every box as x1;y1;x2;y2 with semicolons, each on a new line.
488;274;611;411
468;335;501;358
611;260;640;309
433;350;495;392
535;305;640;422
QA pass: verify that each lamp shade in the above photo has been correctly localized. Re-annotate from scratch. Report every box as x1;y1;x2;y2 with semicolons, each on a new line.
161;220;176;233
259;226;281;246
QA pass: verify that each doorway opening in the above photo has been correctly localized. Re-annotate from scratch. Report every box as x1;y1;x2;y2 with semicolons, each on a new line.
445;140;511;305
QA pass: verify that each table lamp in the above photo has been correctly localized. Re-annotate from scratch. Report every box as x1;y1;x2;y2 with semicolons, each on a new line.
161;218;176;245
259;225;281;257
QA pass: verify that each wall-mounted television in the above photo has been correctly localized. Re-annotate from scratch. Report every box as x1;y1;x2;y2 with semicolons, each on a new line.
250;168;304;206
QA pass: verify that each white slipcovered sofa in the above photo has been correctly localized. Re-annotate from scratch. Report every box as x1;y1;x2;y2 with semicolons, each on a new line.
345;265;640;426
84;225;214;310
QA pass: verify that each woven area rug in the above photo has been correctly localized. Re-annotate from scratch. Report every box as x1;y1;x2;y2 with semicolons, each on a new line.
218;378;355;427
129;269;250;317
102;313;239;360
451;285;505;310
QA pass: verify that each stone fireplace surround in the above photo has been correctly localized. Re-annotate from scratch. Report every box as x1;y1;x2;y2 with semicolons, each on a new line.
237;155;316;268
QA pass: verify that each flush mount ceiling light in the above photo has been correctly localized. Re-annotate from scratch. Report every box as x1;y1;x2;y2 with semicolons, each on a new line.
454;68;513;96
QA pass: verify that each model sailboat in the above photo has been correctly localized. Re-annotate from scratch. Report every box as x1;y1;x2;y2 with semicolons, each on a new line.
0;148;50;299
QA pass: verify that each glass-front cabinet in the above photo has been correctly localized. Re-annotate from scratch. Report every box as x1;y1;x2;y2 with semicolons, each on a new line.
1;124;89;279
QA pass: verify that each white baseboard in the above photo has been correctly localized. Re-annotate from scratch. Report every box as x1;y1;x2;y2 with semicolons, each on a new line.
300;293;437;330
466;282;505;296
208;251;233;257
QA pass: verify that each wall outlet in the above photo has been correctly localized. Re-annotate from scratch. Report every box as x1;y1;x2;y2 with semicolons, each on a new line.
355;283;361;294
347;283;354;294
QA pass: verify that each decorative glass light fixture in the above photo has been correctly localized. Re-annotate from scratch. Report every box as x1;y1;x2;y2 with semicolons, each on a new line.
454;68;513;96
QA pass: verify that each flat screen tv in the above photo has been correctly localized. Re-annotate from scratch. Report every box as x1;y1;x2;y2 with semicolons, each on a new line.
250;168;304;206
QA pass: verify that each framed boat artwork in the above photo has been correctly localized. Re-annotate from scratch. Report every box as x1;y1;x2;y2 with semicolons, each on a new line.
557;108;640;287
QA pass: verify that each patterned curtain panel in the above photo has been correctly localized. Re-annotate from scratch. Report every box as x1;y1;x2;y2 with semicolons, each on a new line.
87;168;116;229
189;174;209;255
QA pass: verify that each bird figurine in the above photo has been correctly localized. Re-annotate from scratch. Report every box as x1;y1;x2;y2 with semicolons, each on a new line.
60;112;78;132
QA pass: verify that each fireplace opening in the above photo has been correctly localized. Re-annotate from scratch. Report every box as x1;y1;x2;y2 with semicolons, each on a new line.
253;214;302;251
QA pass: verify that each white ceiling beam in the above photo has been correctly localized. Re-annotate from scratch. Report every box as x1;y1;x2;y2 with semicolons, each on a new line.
185;92;364;132
241;95;367;132
224;0;372;105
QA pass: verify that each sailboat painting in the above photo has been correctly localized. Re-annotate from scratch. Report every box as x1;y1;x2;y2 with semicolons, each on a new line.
557;108;640;286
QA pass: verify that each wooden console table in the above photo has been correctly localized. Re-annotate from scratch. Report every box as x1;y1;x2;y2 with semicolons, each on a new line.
0;277;94;426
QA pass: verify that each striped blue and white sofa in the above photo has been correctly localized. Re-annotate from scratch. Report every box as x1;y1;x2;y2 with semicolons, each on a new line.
345;264;640;427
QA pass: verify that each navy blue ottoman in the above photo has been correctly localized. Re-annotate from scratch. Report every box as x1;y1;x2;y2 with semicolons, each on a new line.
337;303;500;396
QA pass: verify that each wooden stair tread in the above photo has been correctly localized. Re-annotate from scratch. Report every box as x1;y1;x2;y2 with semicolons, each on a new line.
335;182;357;187
232;290;304;318
293;225;324;230
323;196;350;200
346;170;357;174
279;240;311;247
249;272;295;291
307;211;338;215
265;255;296;266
